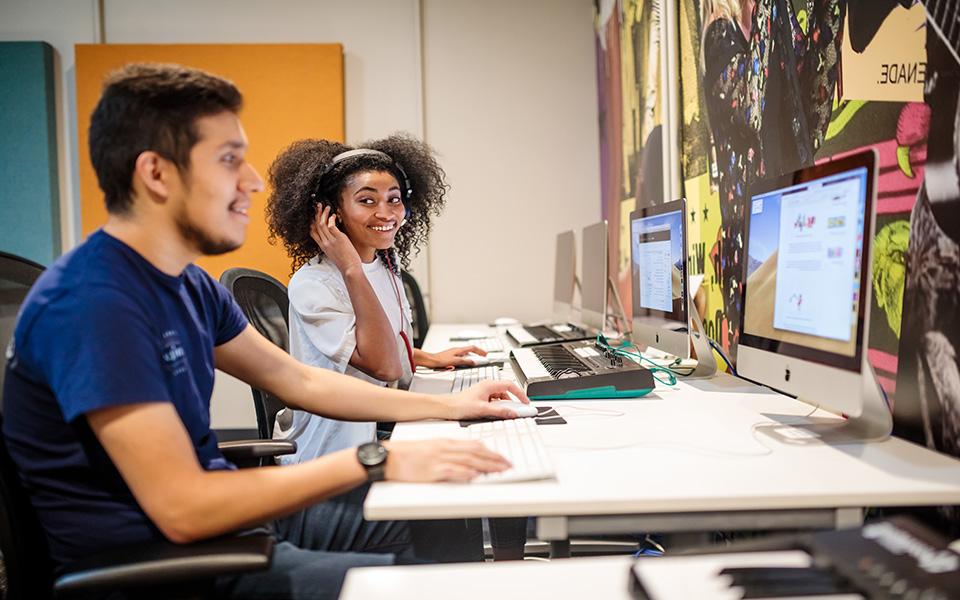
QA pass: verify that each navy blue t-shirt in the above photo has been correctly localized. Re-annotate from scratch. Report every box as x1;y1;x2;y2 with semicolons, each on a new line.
2;230;247;565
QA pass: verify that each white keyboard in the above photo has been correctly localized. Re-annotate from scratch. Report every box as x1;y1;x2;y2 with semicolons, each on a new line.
466;417;555;483
472;337;505;353
451;365;500;393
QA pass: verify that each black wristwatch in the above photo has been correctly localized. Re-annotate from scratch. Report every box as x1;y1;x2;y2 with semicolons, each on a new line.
357;442;389;482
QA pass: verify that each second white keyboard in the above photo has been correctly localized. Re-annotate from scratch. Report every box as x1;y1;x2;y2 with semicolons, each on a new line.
467;417;555;483
451;365;500;393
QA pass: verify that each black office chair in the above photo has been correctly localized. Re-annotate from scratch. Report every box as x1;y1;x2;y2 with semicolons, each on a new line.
401;271;429;349
0;251;274;599
0;251;45;396
220;268;291;440
0;415;274;600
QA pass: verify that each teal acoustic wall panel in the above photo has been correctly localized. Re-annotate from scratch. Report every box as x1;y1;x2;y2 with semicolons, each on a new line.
0;42;60;265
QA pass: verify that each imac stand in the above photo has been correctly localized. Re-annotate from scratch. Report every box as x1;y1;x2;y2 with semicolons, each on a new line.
686;294;718;379
606;276;630;335
755;361;892;445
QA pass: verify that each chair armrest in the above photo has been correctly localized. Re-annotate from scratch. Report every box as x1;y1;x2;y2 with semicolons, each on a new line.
54;532;274;595
217;439;297;461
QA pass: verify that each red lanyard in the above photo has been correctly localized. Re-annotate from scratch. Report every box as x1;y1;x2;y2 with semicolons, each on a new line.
386;252;416;373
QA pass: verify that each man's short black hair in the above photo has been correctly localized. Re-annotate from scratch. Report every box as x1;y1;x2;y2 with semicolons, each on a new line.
88;63;243;214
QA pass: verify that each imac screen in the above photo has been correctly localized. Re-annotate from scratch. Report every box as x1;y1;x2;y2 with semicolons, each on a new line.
553;230;576;306
742;166;869;362
581;221;607;328
630;201;686;325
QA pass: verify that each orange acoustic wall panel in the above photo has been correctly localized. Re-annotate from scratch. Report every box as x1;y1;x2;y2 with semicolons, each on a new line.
75;44;344;282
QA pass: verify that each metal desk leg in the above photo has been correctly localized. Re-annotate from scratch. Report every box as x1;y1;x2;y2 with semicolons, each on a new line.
537;516;571;558
835;507;863;529
549;540;571;559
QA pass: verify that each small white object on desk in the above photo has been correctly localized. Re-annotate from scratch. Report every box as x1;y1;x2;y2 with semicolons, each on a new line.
492;317;520;327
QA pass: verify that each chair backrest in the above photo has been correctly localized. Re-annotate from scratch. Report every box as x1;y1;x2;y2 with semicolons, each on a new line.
220;268;290;440
0;251;54;599
401;271;429;349
0;251;44;394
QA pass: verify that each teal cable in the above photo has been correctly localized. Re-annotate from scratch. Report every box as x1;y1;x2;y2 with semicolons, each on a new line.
594;335;678;386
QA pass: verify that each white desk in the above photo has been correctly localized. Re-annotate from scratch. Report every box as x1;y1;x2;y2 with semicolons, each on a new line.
367;324;960;552
341;556;634;600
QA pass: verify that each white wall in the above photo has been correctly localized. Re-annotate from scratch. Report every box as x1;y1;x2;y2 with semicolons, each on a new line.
422;0;601;323
0;0;600;428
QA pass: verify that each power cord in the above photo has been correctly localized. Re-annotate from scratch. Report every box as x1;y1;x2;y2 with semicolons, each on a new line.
707;337;736;376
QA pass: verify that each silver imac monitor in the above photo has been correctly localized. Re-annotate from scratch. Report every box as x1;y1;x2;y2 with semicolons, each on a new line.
739;150;890;442
553;230;576;321
580;220;608;331
629;198;689;358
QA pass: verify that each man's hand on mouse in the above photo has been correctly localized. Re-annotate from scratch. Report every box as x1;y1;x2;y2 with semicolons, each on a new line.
447;380;530;420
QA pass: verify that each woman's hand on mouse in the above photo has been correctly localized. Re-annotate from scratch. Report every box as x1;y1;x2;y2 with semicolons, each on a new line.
419;345;486;369
311;205;362;275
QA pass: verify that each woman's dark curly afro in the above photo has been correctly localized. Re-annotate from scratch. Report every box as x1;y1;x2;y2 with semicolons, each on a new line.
265;132;449;275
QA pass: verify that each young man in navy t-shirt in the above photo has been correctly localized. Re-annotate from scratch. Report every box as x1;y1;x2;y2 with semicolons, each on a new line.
2;63;526;599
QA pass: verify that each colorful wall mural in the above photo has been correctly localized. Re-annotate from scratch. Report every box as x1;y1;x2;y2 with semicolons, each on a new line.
598;0;960;532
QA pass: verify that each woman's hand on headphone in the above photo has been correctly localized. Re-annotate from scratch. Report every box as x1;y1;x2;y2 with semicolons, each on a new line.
311;205;362;275
419;345;486;369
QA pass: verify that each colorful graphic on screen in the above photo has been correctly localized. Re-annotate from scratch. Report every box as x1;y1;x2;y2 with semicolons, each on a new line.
743;167;868;358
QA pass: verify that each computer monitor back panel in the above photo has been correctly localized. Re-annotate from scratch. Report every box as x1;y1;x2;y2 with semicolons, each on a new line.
738;150;877;418
580;221;608;331
629;198;690;358
553;230;576;322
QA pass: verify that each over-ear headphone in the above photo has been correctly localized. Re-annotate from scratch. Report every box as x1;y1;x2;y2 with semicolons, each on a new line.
317;148;413;223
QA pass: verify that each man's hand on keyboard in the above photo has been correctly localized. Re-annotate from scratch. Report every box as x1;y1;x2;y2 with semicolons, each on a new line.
447;380;530;420
418;345;486;369
382;439;511;482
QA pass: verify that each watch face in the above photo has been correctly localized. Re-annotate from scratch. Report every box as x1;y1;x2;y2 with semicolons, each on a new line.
357;442;388;466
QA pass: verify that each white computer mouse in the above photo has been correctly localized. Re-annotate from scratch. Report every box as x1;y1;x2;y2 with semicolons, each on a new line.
492;317;520;327
490;400;539;418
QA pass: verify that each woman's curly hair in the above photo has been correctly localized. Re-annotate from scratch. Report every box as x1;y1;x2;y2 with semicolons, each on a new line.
265;132;448;275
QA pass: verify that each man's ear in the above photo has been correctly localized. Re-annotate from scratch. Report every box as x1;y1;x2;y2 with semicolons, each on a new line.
132;151;173;202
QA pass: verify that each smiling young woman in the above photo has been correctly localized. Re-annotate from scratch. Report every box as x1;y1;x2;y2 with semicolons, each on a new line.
264;134;519;560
